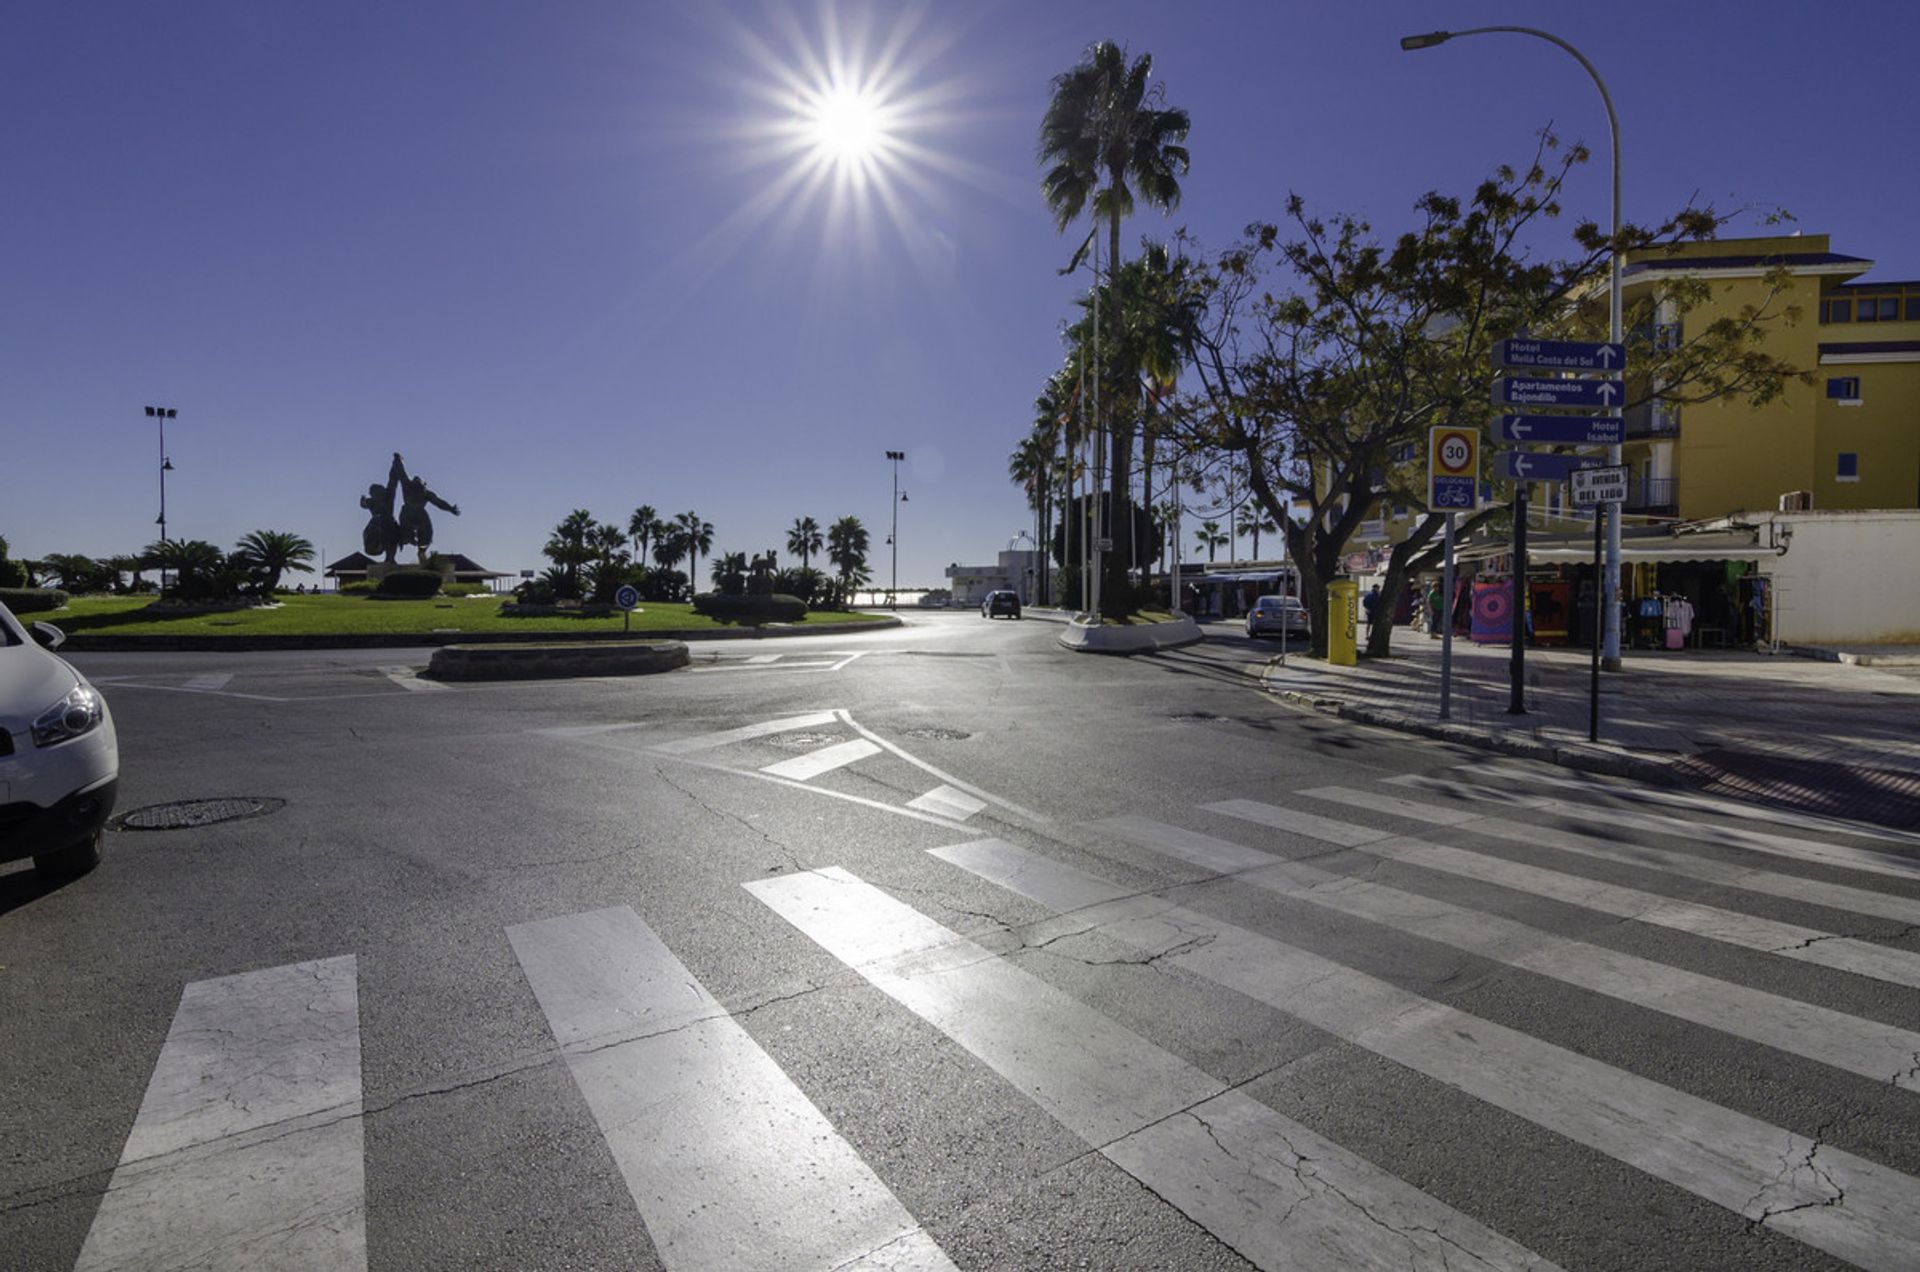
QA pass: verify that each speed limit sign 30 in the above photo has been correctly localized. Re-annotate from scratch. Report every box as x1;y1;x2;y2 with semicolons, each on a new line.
1428;426;1480;510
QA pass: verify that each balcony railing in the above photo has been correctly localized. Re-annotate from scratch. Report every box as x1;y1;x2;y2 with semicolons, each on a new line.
1622;402;1679;439
1624;476;1678;514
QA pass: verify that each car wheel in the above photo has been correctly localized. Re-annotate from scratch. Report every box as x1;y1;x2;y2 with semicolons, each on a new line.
34;832;102;879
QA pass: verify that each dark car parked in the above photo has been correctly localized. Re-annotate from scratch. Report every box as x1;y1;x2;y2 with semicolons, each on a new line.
982;590;1022;619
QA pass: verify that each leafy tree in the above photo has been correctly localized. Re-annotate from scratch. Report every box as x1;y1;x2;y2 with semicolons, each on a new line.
826;516;870;603
541;510;598;599
143;539;233;600
0;536;26;588
786;517;823;571
627;505;659;563
1172;137;1804;655
1040;41;1190;617
1194;520;1228;563
231;530;315;596
676;511;714;587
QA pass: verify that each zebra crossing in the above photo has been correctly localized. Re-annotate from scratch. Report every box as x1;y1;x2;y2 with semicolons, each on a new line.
65;758;1920;1270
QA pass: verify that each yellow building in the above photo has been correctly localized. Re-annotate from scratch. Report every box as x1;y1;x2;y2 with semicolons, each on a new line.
1624;233;1920;519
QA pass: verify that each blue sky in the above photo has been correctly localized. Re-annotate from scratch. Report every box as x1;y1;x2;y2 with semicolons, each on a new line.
6;1;1916;586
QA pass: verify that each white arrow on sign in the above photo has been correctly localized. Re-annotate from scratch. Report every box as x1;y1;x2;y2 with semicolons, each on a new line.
1597;382;1618;404
1508;421;1531;439
1513;454;1534;478
1598;346;1616;367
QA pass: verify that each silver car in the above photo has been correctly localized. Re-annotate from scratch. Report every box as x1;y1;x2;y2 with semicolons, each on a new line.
1245;594;1310;639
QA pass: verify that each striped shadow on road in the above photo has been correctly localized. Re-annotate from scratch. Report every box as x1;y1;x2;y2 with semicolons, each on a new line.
930;837;1920;1272
748;865;1560;1272
506;906;953;1271
1210;798;1920;992
1089;816;1920;1091
75;956;367;1272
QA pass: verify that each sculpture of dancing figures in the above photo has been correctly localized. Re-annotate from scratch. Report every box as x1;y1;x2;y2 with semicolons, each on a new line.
391;452;460;564
359;464;403;565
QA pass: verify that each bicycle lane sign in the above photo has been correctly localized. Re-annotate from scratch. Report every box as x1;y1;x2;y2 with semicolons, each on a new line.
1429;426;1480;510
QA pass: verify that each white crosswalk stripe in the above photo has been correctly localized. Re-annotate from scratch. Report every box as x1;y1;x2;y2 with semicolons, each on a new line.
1210;799;1920;991
747;865;1557;1271
648;710;841;754
927;840;1920;1272
76;957;366;1272
507;907;953;1271
1088;818;1920;1090
182;672;233;691
905;784;987;820
760;738;883;781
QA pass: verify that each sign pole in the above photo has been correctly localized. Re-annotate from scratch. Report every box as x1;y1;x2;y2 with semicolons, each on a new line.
1439;511;1455;721
1589;507;1603;741
1509;488;1527;714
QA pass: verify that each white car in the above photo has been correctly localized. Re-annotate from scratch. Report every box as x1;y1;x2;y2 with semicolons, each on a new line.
0;602;118;877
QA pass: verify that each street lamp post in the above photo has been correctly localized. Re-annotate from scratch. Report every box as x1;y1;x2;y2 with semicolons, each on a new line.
144;405;178;591
1401;26;1625;671
885;450;906;607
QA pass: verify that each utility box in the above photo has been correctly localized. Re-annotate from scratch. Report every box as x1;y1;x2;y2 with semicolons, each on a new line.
1326;579;1359;666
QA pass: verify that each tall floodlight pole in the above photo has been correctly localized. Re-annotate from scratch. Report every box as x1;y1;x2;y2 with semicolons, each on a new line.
1401;27;1624;670
885;450;905;608
144;405;178;591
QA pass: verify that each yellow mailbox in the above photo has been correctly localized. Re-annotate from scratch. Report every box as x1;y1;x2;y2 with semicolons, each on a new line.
1327;579;1359;666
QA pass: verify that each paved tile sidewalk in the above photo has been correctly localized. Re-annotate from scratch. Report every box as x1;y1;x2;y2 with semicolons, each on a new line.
1255;625;1920;830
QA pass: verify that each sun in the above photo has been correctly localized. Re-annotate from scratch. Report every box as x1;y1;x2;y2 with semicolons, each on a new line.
802;83;891;168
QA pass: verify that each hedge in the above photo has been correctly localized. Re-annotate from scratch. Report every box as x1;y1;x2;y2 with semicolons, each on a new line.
690;592;807;623
374;568;444;598
0;587;70;615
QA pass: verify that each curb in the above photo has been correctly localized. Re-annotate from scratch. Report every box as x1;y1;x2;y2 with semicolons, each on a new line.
1781;642;1920;669
426;640;690;681
1263;684;1693;788
60;616;900;652
1058;615;1205;655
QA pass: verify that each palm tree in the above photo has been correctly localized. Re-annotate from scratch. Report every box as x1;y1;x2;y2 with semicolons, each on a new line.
231;530;316;596
143;539;227;597
627;505;658;563
827;516;870;601
1236;511;1281;561
542;510;599;598
709;551;748;595
1041;42;1189;617
1196;520;1228;563
786;517;823;571
676;511;714;585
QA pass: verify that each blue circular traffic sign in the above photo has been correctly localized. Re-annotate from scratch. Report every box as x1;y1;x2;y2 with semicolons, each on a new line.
614;584;640;611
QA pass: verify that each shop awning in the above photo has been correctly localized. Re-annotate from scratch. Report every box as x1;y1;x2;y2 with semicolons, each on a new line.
1456;530;1773;564
1193;568;1293;582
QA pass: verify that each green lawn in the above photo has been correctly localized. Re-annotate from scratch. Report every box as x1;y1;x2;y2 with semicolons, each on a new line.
45;594;890;637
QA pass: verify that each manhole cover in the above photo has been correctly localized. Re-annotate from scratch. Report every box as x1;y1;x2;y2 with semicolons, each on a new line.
113;798;286;831
902;728;971;741
769;732;842;749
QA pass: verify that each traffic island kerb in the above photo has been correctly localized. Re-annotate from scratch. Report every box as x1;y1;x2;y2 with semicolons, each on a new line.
426;640;690;681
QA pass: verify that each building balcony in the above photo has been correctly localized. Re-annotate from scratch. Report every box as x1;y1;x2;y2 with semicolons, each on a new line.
1624;476;1678;515
1622;402;1679;440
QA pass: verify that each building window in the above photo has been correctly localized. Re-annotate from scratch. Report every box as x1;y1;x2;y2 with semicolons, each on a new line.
1852;296;1899;323
1827;376;1861;401
1837;452;1859;482
1909;296;1920;321
1822;298;1851;323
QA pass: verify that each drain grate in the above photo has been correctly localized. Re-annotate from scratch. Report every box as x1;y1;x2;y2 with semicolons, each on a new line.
902;728;971;741
769;731;842;750
113;798;286;831
1170;713;1230;724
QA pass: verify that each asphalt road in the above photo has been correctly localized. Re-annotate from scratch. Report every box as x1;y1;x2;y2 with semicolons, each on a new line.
6;612;1920;1271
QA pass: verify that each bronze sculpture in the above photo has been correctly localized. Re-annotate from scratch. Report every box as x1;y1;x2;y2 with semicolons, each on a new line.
360;453;460;566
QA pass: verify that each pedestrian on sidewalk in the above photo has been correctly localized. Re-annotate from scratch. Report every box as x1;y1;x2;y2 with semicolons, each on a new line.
1426;583;1443;639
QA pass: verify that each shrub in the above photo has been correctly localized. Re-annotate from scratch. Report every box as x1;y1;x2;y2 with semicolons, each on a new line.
639;568;688;603
0;558;26;589
340;580;380;594
691;592;806;623
442;581;489;597
374;568;443;598
0;587;69;614
514;578;557;605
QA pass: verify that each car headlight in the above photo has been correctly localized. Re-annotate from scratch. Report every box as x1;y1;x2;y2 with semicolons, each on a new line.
32;684;104;748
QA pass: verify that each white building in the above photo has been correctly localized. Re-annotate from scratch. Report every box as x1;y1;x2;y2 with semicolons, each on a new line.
945;549;1040;606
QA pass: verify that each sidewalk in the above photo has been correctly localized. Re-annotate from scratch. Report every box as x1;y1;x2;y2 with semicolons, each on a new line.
1256;626;1920;831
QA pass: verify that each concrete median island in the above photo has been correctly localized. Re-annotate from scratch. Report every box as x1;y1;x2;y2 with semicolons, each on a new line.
427;639;690;681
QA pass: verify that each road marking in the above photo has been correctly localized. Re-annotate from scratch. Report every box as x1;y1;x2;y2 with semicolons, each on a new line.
1378;779;1920;928
380;665;449;692
761;738;882;781
1296;785;1504;826
76;956;365;1272
906;784;987;820
182;672;232;691
1092;820;1920;1091
1198;800;1395;849
1440;763;1920;845
746;653;780;664
927;840;1920;1272
93;681;291;702
649;710;841;755
748;866;1555;1272
506;907;951;1271
837;710;1051;825
1212;800;1920;992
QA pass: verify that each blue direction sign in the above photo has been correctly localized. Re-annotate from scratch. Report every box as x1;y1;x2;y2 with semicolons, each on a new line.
1493;414;1624;445
1492;376;1623;411
1499;451;1603;482
1493;338;1625;374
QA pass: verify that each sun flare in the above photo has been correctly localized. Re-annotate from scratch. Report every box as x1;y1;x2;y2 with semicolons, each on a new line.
803;84;889;166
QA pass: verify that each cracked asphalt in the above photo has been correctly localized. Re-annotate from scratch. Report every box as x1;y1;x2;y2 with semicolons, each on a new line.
4;612;1919;1270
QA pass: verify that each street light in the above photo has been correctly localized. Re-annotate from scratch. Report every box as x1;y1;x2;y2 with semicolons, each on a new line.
144;406;178;591
1401;26;1625;671
885;450;906;608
